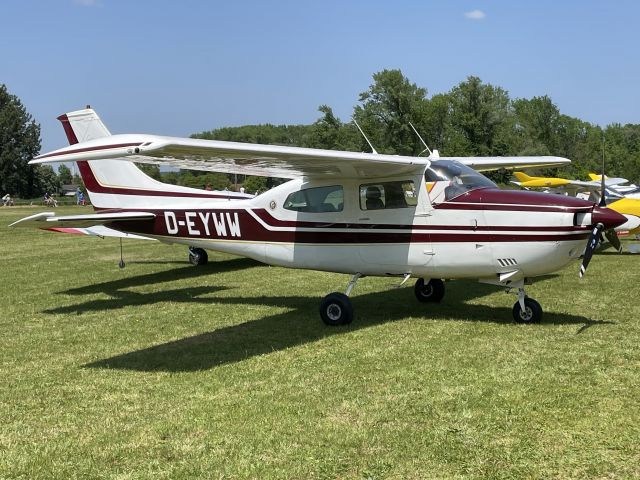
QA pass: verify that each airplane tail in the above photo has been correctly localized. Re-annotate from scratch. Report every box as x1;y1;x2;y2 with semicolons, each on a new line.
513;172;535;183
58;108;243;210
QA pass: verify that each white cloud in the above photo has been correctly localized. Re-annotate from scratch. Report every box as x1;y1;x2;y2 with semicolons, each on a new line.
73;0;101;6
464;9;486;20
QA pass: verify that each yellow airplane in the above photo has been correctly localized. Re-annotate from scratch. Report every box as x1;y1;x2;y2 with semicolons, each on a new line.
513;172;640;235
512;172;572;188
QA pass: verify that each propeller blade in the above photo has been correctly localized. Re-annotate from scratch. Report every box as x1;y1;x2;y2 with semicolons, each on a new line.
579;223;603;278
604;229;622;253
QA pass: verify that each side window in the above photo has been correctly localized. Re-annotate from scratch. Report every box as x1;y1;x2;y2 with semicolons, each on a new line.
359;181;416;210
283;185;344;213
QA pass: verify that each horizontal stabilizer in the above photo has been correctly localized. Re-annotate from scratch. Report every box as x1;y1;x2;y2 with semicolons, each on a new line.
10;211;155;228
45;225;155;240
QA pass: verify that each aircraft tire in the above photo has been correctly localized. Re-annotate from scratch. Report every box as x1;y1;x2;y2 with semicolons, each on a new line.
320;292;354;326
414;278;445;303
188;247;209;266
512;297;543;324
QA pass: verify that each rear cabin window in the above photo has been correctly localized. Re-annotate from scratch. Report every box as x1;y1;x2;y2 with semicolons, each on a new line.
283;185;344;213
359;181;417;210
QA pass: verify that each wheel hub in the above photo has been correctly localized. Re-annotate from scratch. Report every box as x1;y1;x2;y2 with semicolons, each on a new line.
327;304;342;321
519;306;533;321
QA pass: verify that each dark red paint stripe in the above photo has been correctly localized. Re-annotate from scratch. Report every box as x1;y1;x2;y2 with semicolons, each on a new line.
105;208;590;245
250;209;588;233
37;142;143;160
57;114;79;145
75;160;246;199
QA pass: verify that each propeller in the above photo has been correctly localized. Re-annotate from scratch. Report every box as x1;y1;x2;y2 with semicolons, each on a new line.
579;137;624;277
580;223;603;278
595;136;623;253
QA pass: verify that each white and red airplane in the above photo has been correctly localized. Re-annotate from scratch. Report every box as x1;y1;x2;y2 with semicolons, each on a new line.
11;109;626;325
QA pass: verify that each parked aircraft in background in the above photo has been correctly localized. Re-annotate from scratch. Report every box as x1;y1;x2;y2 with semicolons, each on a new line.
588;173;640;199
11;109;626;325
513;172;640;236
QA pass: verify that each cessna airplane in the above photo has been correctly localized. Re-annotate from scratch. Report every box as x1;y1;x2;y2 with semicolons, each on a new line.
11;109;627;325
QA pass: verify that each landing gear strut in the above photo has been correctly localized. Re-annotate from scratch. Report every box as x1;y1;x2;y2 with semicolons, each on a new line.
319;273;361;326
414;278;445;303
188;247;208;266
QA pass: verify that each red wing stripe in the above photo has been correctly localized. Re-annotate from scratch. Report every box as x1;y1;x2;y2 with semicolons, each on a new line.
37;142;143;160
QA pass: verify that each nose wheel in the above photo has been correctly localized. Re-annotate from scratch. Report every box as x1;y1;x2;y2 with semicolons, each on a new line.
188;247;208;266
511;287;542;323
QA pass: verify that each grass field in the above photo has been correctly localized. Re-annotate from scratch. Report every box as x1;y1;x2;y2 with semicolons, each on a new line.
1;206;639;479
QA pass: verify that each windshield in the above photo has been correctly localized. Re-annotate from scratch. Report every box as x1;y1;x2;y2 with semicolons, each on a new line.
425;160;496;200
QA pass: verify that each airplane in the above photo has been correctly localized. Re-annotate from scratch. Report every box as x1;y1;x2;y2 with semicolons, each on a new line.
512;172;640;236
588;173;640;199
10;108;627;325
512;171;628;191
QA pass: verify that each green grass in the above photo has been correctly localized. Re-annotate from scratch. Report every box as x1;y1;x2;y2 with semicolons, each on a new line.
1;206;639;479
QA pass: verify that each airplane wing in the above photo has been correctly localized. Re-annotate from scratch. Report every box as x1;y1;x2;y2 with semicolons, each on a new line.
30;134;570;178
10;211;156;229
442;156;570;171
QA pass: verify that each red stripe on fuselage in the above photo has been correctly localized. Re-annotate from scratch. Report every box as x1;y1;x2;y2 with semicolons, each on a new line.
107;208;589;244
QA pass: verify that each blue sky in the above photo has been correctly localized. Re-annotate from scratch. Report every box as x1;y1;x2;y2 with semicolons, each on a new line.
2;0;639;154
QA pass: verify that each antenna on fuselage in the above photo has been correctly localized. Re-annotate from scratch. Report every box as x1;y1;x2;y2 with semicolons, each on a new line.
353;120;378;154
409;122;433;157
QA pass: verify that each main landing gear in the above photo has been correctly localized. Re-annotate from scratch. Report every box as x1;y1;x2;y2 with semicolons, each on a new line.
319;273;361;326
188;247;208;266
414;278;445;303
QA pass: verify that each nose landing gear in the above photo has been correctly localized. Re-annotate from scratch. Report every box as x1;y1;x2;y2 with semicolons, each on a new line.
511;284;542;323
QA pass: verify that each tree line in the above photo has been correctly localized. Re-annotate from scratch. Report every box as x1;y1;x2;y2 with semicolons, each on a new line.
193;70;640;186
2;71;639;198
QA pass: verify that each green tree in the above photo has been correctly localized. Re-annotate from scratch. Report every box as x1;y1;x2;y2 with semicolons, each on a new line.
138;163;162;181
0;84;41;197
446;76;512;156
353;69;428;155
243;176;267;194
57;164;73;185
38;165;60;195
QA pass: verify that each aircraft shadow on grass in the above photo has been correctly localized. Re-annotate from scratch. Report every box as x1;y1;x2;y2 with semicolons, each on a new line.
73;276;614;373
58;257;260;297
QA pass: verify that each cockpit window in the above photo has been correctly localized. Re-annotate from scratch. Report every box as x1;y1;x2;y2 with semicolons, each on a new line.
359;181;417;210
284;185;344;213
425;160;496;200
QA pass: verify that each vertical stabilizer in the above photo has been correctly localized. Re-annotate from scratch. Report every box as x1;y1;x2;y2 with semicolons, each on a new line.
57;108;249;210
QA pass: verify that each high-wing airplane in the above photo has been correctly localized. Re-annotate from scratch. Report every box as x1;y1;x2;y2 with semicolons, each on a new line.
513;172;640;235
11;109;627;325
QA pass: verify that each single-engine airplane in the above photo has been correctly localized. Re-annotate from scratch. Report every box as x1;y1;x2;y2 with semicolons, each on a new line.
11;109;627;325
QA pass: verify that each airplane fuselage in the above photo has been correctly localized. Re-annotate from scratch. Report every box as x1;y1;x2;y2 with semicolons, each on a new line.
107;171;595;282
